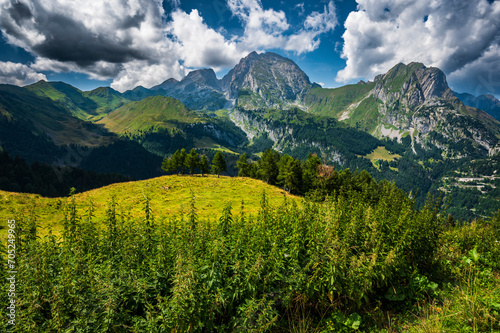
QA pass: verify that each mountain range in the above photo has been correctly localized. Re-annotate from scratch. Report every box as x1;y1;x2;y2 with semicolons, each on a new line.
1;51;499;219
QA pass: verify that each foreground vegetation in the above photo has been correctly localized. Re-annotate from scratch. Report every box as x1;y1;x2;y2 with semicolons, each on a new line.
1;173;499;332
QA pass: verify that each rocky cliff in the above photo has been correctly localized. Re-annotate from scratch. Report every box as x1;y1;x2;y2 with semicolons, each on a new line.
151;68;228;110
323;62;500;158
221;51;312;108
151;52;313;111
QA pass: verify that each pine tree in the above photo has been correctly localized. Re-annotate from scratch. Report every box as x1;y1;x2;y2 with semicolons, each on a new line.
161;154;177;174
236;153;250;177
258;149;280;184
199;155;210;176
278;155;302;193
211;151;226;178
178;148;187;175
302;153;321;192
168;150;182;175
185;148;200;175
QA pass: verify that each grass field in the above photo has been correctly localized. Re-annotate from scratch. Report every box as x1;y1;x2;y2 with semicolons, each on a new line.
364;146;401;170
0;175;298;238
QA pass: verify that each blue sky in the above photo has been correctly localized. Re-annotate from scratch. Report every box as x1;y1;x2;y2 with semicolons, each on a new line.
0;0;499;98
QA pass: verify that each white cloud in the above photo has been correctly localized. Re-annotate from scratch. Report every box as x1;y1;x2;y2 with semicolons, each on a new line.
447;44;500;97
167;9;248;69
111;60;186;91
228;0;289;50
0;0;180;91
228;0;338;54
285;1;337;54
0;61;47;86
337;0;500;97
0;0;339;91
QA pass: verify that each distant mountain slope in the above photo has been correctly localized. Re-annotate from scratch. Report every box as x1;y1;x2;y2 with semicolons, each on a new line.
0;84;113;147
26;80;131;120
98;95;247;157
83;86;130;116
98;95;204;135
304;82;375;117
304;62;500;158
231;106;381;164
454;92;500;122
122;85;163;102
152;68;228;111
26;80;99;119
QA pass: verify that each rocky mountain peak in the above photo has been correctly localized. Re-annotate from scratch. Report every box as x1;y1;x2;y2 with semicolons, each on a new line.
373;62;451;107
151;78;179;91
183;68;221;91
412;63;449;100
221;51;312;106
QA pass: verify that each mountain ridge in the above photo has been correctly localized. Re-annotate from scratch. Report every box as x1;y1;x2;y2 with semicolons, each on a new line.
304;62;500;158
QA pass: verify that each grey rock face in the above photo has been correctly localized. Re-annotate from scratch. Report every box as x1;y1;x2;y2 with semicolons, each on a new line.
364;62;500;156
150;52;312;110
221;52;312;107
151;68;226;111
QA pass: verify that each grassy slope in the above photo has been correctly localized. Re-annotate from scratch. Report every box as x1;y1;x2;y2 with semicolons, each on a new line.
83;87;130;117
25;80;99;120
0;175;298;237
0;84;113;147
364;146;401;170
303;83;375;117
98;95;205;135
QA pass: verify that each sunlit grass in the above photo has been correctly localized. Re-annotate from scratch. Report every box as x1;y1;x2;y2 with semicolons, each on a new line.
365;146;401;170
0;175;298;237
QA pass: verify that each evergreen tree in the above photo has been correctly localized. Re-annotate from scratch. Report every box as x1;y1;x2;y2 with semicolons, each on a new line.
178;148;187;174
168;150;182;175
302;153;321;192
199;155;210;176
161;155;177;174
211;151;226;178
258;149;280;184
278;155;302;193
185;148;200;175
236;153;250;177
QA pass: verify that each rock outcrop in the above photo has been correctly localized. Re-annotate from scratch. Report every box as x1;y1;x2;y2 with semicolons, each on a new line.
151;51;313;111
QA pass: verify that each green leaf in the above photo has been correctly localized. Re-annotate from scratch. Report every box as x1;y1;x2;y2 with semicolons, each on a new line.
345;313;362;330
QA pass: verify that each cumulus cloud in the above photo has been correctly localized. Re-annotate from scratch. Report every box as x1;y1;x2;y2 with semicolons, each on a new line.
0;61;47;86
228;0;337;54
0;0;164;68
167;9;248;69
337;0;500;96
285;1;338;54
0;0;182;91
111;60;186;92
0;0;338;91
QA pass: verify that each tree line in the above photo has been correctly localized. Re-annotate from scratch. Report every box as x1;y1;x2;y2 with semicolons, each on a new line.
161;148;227;177
163;148;383;201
